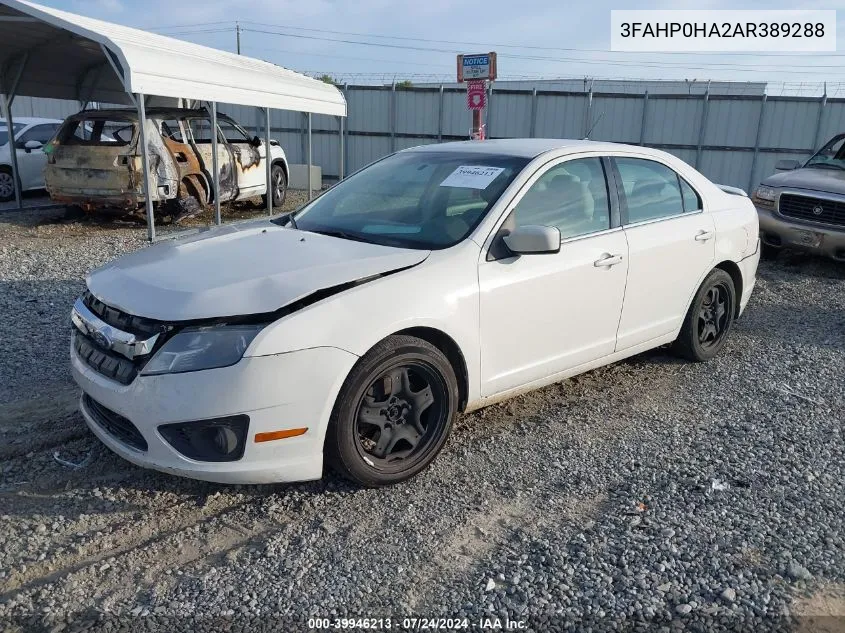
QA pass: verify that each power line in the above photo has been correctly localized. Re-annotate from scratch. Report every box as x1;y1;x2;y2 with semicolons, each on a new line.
242;43;455;70
239;20;845;59
154;28;234;36
238;28;845;75
144;20;233;31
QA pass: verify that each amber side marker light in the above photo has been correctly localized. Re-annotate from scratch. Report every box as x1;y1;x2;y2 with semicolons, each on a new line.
254;428;308;443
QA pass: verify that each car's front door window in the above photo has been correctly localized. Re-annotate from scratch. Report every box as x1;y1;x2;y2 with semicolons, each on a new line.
217;119;252;144
511;157;611;239
18;123;60;147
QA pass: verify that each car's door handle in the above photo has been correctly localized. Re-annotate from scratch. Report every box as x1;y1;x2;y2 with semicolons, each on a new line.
695;230;715;242
593;253;624;267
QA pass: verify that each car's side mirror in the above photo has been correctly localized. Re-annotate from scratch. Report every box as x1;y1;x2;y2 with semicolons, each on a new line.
251;135;262;147
503;225;561;255
23;140;43;152
775;159;801;171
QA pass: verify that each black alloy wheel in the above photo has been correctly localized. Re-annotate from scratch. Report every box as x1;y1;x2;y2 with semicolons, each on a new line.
326;335;458;487
673;268;737;362
354;362;447;467
697;283;731;350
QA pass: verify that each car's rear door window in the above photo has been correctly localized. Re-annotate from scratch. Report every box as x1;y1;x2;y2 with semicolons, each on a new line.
614;157;686;224
680;177;702;212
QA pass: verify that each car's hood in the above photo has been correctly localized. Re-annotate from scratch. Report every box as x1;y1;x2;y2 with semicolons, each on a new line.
86;220;429;321
763;166;845;196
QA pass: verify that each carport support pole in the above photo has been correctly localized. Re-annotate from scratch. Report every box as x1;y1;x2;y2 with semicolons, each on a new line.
264;107;272;215
338;115;344;181
136;93;155;242
307;113;313;200
0;94;22;209
211;102;221;225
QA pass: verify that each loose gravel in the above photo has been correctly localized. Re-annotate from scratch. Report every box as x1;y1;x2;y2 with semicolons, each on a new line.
0;204;843;632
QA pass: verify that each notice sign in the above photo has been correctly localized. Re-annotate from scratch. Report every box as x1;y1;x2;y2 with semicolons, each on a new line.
457;52;497;82
440;165;505;189
466;80;486;110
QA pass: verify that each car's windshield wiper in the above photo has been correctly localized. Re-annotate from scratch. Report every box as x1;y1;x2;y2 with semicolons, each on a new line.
806;162;845;171
308;228;373;244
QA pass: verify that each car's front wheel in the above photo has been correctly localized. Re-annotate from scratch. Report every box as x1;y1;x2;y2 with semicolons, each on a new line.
326;335;458;487
672;268;737;362
262;164;287;209
0;166;15;202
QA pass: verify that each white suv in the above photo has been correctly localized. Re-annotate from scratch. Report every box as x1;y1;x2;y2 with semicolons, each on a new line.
0;117;64;202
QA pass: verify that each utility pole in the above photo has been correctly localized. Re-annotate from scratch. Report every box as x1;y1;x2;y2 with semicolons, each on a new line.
236;21;241;55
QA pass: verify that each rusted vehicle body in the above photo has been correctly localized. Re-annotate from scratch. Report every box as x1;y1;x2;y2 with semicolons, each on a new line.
44;108;289;220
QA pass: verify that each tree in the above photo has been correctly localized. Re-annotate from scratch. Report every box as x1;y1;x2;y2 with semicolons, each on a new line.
318;74;338;85
395;80;413;89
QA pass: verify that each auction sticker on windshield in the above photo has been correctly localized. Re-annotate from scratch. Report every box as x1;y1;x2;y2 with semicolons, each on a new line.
440;165;505;189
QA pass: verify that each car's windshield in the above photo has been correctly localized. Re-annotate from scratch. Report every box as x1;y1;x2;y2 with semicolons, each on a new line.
287;151;529;250
0;123;26;146
805;135;845;170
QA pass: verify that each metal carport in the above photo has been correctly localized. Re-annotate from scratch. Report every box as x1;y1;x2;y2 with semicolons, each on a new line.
0;0;346;240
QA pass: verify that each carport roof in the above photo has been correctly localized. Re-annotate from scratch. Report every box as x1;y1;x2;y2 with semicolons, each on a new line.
0;0;346;116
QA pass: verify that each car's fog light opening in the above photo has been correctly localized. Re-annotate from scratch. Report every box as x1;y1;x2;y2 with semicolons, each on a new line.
762;232;782;247
158;415;249;462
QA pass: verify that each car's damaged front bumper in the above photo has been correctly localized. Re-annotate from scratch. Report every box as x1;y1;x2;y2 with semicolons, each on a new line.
71;341;358;484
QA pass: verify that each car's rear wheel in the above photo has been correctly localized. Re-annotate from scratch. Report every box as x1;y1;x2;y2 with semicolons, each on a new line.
0;167;15;202
326;335;458;487
672;268;736;362
262;164;287;209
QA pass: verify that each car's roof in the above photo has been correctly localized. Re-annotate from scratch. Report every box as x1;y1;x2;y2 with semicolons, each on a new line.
0;117;63;126
405;138;643;159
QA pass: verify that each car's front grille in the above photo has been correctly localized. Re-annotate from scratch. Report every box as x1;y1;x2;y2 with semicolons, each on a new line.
779;194;845;228
73;293;168;384
82;291;164;337
73;331;138;384
83;394;148;452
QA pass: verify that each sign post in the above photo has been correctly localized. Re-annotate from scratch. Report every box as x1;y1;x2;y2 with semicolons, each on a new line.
457;52;496;140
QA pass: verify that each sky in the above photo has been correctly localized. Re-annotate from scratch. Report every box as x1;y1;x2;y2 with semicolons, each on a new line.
34;0;845;93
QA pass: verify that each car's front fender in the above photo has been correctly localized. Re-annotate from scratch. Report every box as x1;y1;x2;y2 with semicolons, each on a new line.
246;242;482;405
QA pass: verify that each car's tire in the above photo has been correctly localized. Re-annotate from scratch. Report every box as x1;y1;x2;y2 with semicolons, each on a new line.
0;166;15;202
326;335;459;487
262;163;287;209
672;268;737;362
760;242;780;260
169;194;202;224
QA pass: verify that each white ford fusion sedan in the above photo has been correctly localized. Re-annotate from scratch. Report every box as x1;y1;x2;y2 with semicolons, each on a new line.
70;139;760;487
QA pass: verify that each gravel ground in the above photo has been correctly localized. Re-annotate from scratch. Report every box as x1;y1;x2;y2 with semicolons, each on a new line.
0;205;843;632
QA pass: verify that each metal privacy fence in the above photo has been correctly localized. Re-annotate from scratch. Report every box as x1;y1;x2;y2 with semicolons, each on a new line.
12;85;845;193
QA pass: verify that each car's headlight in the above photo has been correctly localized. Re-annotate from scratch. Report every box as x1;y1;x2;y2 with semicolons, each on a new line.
142;325;263;376
754;185;776;202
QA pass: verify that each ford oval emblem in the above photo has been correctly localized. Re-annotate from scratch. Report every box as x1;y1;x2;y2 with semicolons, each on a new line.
91;329;112;350
812;205;824;216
